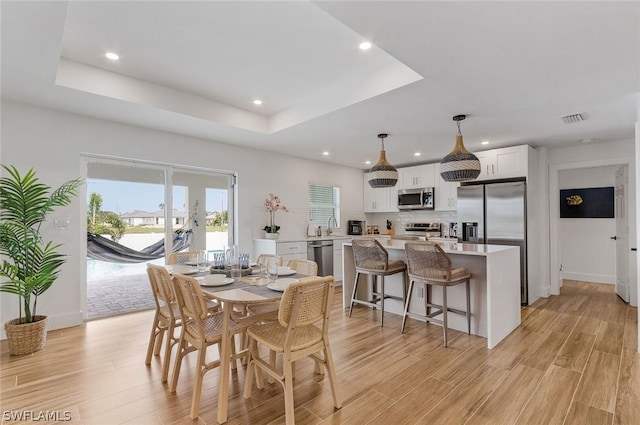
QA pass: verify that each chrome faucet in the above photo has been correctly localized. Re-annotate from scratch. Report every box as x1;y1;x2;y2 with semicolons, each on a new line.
327;216;338;235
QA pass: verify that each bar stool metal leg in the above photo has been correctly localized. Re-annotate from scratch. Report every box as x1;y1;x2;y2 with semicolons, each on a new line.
349;271;361;317
442;285;448;347
380;276;385;327
466;280;471;334
401;279;415;333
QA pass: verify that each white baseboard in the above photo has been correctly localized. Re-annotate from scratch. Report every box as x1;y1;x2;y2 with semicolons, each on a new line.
1;312;84;340
561;272;615;285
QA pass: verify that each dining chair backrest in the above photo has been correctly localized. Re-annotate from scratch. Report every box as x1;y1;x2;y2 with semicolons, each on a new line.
256;254;283;267
171;274;209;340
286;258;318;276
147;266;163;311
404;241;452;281
278;276;335;337
351;238;390;271
148;264;177;306
167;250;200;265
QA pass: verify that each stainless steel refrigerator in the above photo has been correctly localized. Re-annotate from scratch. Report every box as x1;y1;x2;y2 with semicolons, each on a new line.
457;181;528;305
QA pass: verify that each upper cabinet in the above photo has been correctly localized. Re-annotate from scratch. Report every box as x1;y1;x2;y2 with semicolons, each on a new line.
362;145;535;213
363;173;399;213
398;164;435;189
475;145;528;181
434;167;458;211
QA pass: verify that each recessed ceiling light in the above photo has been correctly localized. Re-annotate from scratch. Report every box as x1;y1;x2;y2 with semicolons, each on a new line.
253;99;262;105
414;152;421;157
481;140;490;145
365;160;371;165
359;42;372;50
105;52;119;61
322;151;330;156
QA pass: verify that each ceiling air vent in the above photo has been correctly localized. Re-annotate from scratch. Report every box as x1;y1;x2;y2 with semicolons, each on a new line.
561;113;587;124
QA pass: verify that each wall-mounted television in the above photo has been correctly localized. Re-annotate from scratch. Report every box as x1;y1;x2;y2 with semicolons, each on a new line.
559;187;614;218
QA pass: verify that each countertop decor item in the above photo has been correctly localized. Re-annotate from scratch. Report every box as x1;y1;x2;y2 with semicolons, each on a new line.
263;193;288;238
439;115;481;182
368;133;398;188
0;165;82;355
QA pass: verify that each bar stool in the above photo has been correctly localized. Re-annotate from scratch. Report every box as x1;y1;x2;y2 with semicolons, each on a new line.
349;238;407;327
402;241;471;347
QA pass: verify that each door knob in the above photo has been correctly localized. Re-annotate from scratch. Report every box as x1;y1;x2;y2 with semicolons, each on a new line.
610;236;617;240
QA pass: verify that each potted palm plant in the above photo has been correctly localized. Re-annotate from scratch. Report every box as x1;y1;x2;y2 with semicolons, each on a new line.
0;165;82;355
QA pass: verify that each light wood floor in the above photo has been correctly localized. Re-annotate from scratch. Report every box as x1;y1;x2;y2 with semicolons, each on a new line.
1;280;638;424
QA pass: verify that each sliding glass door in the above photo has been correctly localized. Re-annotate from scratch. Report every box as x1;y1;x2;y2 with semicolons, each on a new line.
83;156;235;319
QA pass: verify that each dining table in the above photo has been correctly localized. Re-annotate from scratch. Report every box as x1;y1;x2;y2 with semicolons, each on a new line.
193;269;307;424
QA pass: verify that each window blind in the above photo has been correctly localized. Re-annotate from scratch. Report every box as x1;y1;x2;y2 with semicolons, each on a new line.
309;183;340;227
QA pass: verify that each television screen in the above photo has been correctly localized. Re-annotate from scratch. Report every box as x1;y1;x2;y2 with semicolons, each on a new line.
559;187;614;218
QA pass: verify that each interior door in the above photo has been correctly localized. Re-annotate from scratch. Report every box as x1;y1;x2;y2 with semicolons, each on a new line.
614;166;630;302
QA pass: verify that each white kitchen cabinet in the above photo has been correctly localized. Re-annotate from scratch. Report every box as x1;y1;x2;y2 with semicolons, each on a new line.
435;171;458;211
253;239;307;264
475;145;528;181
276;241;307;263
363;173;398;212
398;164;435;189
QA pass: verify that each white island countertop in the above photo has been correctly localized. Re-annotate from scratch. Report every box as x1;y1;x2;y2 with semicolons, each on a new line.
342;238;521;348
358;238;516;257
254;235;353;243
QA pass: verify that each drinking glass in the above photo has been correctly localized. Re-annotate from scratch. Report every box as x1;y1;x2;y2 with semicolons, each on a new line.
226;245;241;278
230;261;242;279
197;250;207;272
267;256;279;282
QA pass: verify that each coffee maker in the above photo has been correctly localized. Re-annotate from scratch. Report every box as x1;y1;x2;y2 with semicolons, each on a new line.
347;220;365;235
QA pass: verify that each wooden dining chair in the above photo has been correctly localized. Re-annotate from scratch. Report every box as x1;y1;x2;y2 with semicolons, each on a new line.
256;253;283;266
246;258;320;378
247;258;318;318
167;250;200;265
402;241;471;347
145;264;219;383
243;276;341;425
286;258;318;276
169;273;226;419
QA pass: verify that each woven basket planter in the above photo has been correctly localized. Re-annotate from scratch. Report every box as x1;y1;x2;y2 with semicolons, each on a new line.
4;315;48;356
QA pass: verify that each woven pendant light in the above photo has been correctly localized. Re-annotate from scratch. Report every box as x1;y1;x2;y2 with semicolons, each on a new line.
368;133;398;188
440;115;481;182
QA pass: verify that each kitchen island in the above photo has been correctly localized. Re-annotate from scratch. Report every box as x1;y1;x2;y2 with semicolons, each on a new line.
342;239;520;348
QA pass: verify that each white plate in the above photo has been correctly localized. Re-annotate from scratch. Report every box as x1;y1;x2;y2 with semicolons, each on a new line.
267;278;298;292
197;276;234;287
277;266;296;276
167;265;199;275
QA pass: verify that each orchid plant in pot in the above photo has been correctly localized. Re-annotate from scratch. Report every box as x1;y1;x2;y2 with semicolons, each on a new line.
263;193;288;239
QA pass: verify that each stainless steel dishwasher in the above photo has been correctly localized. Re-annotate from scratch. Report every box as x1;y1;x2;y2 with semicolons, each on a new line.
307;240;334;277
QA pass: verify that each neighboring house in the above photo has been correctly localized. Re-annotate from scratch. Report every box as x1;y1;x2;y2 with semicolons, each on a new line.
119;209;187;227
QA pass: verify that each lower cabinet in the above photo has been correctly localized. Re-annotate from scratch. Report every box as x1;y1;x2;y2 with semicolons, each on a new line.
253;240;307;264
277;241;307;263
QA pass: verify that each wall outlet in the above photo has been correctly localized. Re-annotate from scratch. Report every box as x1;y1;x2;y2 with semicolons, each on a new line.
417;287;424;298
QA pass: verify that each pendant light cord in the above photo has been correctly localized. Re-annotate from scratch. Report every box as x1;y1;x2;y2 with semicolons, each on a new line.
378;133;388;150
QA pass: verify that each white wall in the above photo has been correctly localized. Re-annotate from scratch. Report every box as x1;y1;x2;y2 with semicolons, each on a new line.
558;166;617;284
0;101;365;334
547;139;636;303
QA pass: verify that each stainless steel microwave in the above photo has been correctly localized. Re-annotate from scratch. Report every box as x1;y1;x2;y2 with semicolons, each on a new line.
397;187;434;210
